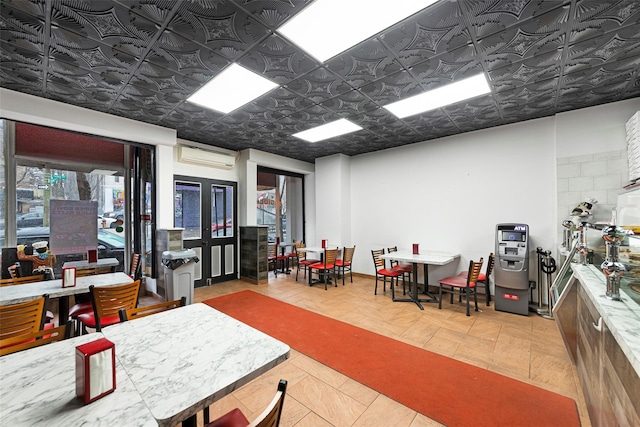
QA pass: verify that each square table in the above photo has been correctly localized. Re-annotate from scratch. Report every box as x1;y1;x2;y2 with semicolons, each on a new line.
0;272;133;324
102;303;290;427
381;250;460;310
0;333;156;427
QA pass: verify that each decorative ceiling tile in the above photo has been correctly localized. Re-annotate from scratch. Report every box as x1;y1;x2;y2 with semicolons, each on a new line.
0;0;638;162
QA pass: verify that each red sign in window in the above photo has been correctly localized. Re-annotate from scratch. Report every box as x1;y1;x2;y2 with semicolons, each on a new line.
502;293;519;301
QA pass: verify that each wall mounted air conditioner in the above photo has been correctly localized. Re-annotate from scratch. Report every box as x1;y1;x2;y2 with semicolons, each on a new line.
178;145;237;169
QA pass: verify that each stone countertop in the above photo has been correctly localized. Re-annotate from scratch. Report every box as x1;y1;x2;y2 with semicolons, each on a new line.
572;264;640;376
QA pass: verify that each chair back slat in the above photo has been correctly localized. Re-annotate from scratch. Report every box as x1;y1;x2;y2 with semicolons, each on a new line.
0;274;46;286
468;258;484;285
249;379;288;427
342;246;355;263
371;249;386;269
324;248;338;266
0;321;71;356
485;253;495;277
119;297;186;321
91;281;141;324
0;296;47;340
129;253;142;279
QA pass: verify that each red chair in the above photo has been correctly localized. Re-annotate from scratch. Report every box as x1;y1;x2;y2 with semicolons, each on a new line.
458;253;494;306
267;244;286;277
438;258;483;316
308;248;338;290
205;379;287;427
295;244;319;282
387;246;412;294
371;249;402;298
335;246;355;286
77;280;140;333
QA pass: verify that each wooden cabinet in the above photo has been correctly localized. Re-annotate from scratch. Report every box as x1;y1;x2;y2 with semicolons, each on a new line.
576;285;640;427
239;226;268;284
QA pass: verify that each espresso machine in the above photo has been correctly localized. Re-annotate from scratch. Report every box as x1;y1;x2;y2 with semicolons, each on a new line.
494;223;530;315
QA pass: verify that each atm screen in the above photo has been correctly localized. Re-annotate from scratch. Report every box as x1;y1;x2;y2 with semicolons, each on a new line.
502;231;524;241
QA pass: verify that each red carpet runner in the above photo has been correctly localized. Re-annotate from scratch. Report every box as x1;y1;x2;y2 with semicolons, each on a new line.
204;290;580;427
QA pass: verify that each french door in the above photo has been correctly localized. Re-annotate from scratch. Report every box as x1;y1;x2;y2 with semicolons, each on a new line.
174;176;237;287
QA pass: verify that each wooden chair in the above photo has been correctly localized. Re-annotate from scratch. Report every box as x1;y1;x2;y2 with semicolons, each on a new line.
458;253;495;306
438;258;484;316
129;253;142;279
371;249;402;297
75;267;113;277
267;244;286;277
0;274;46;286
77;280;141;333
387;246;412;294
295;244;319;282
0;296;48;341
68;267;116;335
0;321;72;356
335;245;356;286
118;297;186;321
205;379;287;427
309;248;338;290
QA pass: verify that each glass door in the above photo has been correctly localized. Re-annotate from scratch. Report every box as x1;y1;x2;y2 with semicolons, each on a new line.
174;176;237;286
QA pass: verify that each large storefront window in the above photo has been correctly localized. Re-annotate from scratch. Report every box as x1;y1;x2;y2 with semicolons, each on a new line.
256;167;304;244
1;120;155;280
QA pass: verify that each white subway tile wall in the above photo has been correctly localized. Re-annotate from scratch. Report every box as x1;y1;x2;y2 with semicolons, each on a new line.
556;150;628;243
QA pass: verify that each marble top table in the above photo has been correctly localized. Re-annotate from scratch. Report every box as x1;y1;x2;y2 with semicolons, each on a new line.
102;303;290;427
0;272;133;323
62;257;119;271
381;250;460;310
0;333;156;427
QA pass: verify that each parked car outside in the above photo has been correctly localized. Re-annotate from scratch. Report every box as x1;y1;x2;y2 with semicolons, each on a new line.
16;226;125;278
16;212;44;228
103;209;124;221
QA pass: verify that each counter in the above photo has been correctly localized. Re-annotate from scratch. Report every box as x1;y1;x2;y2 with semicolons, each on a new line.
571;264;640;376
560;264;640;426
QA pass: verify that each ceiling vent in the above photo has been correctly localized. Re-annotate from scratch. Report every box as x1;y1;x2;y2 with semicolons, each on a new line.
178;145;237;169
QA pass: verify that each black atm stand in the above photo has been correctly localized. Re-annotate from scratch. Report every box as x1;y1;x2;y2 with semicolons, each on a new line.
494;223;530;315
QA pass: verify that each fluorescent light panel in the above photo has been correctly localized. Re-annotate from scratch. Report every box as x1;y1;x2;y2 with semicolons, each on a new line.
187;63;278;114
278;0;438;62
293;119;362;142
384;74;491;118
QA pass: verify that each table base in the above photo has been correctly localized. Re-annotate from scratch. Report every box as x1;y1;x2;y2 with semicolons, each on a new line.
391;263;439;310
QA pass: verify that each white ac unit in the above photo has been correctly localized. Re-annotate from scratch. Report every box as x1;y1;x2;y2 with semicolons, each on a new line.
178;145;237;169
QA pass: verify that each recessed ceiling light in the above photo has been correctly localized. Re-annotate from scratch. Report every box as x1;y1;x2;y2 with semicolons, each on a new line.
187;63;279;114
293;119;362;142
383;74;492;118
277;0;438;62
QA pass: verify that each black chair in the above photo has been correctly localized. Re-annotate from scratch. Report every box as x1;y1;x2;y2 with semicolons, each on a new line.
438;258;484;316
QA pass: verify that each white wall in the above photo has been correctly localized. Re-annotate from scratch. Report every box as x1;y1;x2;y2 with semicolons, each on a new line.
338;117;556;286
315;99;639;290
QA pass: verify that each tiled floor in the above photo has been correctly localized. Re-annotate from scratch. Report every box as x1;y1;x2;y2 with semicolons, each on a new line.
161;270;592;427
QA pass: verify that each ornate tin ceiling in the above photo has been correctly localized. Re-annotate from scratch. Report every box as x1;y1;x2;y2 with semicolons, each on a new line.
1;0;639;163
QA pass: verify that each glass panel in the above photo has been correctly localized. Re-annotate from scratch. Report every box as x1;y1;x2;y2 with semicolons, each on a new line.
175;181;201;239
10;163;127;276
257;188;276;242
211;185;233;238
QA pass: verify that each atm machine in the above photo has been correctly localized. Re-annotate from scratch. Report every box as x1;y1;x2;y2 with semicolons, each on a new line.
494;223;530;315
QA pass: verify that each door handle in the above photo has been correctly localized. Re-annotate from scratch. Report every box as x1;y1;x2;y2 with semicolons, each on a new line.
592;316;602;332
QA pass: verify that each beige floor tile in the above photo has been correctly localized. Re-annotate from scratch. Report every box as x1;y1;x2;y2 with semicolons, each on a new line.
288;375;367;426
351;394;417;427
186;273;589;427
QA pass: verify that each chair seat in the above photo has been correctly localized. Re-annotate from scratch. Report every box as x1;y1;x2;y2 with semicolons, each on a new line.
393;264;412;273
459;271;486;281
439;275;476;288
68;301;93;317
334;260;351;267
377;268;402;277
76;313;120;329
310;262;335;270
205;407;249;427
